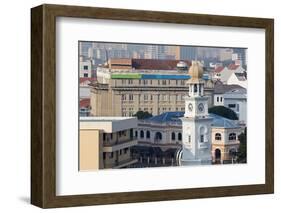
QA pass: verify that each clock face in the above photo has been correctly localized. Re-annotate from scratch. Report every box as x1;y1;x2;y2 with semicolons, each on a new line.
188;103;193;112
198;103;204;112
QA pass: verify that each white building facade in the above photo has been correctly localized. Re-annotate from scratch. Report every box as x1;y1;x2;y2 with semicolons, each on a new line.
180;61;213;165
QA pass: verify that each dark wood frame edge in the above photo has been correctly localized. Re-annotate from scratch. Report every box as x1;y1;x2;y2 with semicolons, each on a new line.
31;4;274;208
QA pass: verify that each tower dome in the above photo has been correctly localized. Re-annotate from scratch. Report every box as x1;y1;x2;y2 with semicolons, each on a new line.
188;61;204;83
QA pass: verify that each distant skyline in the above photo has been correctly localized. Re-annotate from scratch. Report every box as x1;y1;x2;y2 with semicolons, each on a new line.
79;41;247;68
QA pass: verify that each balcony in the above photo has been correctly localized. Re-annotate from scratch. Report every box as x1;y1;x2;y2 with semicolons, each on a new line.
103;137;138;152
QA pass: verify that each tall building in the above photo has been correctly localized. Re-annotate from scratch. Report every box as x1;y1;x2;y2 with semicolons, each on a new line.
79;56;92;78
180;46;198;60
179;61;213;165
90;58;214;117
79;117;138;170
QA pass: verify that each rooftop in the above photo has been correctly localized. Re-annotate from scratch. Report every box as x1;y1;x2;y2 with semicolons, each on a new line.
79;98;90;108
228;64;240;70
80;116;138;132
105;58;192;71
214;81;246;94
132;59;191;70
144;111;239;128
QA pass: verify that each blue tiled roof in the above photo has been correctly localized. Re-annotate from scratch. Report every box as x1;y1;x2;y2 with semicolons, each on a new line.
146;111;238;128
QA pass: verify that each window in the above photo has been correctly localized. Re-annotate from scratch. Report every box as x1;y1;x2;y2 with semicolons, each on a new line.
143;80;148;85
103;133;106;141
128;79;133;84
150;95;153;100
155;132;162;141
162;80;167;85
178;133;182;141
217;97;219;102
110;133;113;140
83;73;88;77
135;131;138;137
103;153;106;160
129;94;134;101
124;148;129;154
194;84;198;93
200;134;204;143
119;150;122;155
140;130;144;138
229;133;236;141
180;80;185;85
110;152;114;158
171;132;176;140
237;104;240;112
220;97;223;102
146;131;150;139
121;94;126;100
228;104;236;108
83;65;88;70
215;133;222;140
188;135;191;143
144;94;148;101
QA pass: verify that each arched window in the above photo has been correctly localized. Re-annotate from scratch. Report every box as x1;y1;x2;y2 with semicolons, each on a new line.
155;132;162;141
140;130;144;138
194;84;198;93
178;133;182;141
146;131;150;139
135;131;138;137
171;132;176;140
229;133;236;141
215;133;222;140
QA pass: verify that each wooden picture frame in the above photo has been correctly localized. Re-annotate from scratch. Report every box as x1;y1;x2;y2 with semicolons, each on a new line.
31;4;274;208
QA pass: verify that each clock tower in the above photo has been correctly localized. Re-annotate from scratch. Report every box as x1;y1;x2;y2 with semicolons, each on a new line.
179;61;213;166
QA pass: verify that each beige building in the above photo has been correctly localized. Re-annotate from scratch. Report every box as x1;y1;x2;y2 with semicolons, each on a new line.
90;58;214;117
211;118;242;164
79;117;138;171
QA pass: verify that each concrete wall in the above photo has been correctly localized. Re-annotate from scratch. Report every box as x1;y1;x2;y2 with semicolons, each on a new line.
79;129;102;171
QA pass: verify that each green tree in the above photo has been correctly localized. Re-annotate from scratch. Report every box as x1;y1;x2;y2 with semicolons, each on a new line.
133;111;153;120
208;106;238;120
237;127;247;163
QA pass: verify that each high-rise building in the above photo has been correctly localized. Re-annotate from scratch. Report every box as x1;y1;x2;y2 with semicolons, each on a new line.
180;46;198;60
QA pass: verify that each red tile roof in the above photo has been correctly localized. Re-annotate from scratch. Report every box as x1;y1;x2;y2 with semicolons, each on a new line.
131;59;191;70
80;98;90;108
79;77;96;84
228;64;240;70
214;66;224;73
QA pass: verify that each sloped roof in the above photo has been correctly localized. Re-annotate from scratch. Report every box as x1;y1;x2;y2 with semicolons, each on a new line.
214;66;224;73
228;64;240;70
145;111;239;128
79;98;90;108
132;59;191;70
80;77;96;84
214;83;245;94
